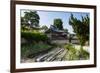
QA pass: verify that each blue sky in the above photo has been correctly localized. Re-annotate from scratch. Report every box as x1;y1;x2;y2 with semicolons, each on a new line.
21;10;89;34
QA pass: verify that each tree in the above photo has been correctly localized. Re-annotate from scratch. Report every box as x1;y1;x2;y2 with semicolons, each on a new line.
53;18;63;30
69;14;89;59
42;25;48;30
82;15;89;41
69;34;74;43
69;14;89;46
21;11;40;28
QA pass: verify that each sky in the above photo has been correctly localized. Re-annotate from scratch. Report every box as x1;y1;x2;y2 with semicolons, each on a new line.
21;10;90;34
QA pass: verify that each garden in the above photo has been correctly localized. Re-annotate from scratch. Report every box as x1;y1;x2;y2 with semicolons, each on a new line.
21;10;90;62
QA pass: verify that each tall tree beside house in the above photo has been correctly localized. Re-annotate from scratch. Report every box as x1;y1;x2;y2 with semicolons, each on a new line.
81;15;89;42
69;14;89;46
21;11;40;29
53;18;63;30
69;14;89;58
69;34;74;43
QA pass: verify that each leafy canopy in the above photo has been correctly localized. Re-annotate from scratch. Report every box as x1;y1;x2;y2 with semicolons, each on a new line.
53;18;63;30
69;14;89;46
21;11;40;28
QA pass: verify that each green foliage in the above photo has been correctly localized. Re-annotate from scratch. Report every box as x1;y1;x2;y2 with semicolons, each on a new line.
64;43;74;50
64;44;79;60
21;26;30;31
69;14;89;46
53;18;63;30
21;31;48;42
41;25;48;30
21;11;40;28
79;47;89;59
21;43;52;58
68;34;74;43
64;44;89;60
82;15;90;41
82;50;89;59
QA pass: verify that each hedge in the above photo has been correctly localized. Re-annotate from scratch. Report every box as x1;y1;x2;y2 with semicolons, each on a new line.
21;31;48;42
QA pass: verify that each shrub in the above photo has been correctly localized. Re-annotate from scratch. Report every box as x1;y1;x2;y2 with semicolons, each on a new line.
64;44;79;60
21;43;52;58
80;49;89;59
21;31;48;43
64;43;74;50
64;44;89;60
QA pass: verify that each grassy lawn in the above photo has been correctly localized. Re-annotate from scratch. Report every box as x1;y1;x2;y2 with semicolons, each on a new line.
21;43;53;58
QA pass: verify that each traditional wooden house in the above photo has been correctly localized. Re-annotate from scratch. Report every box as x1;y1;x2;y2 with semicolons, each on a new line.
45;25;68;44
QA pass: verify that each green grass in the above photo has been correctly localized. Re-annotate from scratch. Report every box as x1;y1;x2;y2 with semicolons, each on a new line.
21;43;52;58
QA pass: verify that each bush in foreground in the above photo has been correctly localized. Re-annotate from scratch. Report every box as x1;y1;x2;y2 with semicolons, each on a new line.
64;44;89;60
